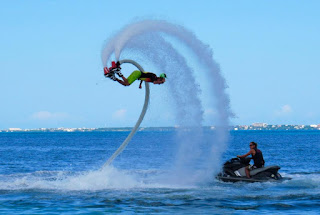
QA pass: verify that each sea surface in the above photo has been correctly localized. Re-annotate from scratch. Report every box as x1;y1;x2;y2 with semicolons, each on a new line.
0;130;319;214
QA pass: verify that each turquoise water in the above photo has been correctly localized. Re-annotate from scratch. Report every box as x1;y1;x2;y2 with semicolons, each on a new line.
0;130;319;214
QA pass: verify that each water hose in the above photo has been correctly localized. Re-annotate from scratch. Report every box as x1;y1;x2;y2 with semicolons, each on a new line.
102;59;150;168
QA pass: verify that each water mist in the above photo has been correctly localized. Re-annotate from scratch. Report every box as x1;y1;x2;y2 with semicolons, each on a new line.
101;19;232;184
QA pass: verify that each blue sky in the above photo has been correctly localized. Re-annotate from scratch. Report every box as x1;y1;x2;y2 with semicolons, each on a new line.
0;0;319;129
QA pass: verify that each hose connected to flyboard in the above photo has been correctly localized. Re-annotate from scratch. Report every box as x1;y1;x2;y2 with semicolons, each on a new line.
101;59;150;169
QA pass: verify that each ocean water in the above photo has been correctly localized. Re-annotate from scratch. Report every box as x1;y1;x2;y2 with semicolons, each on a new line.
0;130;319;214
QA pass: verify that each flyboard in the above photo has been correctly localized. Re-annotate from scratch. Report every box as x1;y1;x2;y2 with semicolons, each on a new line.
101;59;150;169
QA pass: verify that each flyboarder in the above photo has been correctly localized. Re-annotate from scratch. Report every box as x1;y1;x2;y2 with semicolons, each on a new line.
104;61;166;89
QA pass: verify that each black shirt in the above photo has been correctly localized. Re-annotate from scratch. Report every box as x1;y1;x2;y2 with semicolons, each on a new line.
139;72;157;82
252;148;265;168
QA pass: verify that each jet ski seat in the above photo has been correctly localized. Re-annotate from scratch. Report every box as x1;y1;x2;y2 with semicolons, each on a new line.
250;166;280;176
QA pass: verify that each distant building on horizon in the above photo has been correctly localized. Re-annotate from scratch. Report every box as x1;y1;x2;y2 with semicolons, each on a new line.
8;128;22;131
252;123;268;127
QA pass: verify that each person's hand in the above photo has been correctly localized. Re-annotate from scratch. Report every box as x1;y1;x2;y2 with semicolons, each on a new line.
139;85;142;89
237;155;241;158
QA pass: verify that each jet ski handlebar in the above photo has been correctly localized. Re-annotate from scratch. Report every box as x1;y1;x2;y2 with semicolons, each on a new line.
231;157;252;165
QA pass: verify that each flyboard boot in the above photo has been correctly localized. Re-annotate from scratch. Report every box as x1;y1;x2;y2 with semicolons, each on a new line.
114;61;123;77
104;67;117;81
104;61;121;81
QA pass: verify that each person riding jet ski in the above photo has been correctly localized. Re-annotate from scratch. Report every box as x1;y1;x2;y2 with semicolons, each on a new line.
237;141;265;178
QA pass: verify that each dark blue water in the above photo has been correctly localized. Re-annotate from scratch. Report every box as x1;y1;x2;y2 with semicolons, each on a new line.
0;130;319;214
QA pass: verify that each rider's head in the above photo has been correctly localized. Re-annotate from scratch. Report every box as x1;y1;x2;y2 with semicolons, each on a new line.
153;73;167;85
250;142;257;149
160;73;167;79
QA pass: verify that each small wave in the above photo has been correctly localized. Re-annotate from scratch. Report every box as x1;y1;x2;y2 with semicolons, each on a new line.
282;173;320;189
0;167;142;191
289;171;320;175
0;167;198;191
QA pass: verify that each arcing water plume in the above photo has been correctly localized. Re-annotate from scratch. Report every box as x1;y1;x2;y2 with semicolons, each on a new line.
101;19;232;183
123;33;203;126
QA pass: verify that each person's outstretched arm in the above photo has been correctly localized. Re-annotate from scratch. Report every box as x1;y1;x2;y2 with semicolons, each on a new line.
139;80;143;89
237;150;253;158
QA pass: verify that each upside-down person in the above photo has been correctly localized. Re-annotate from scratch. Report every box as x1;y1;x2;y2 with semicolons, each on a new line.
104;61;166;89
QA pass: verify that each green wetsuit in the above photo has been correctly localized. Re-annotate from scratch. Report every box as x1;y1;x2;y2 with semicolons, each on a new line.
127;70;157;85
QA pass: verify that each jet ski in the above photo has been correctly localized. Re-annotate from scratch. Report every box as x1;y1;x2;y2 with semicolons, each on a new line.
217;157;290;182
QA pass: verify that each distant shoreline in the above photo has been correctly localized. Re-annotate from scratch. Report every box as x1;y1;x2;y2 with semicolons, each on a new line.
1;124;320;133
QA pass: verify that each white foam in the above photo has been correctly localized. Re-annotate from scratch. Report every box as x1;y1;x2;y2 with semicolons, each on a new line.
281;173;320;189
0;167;199;191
